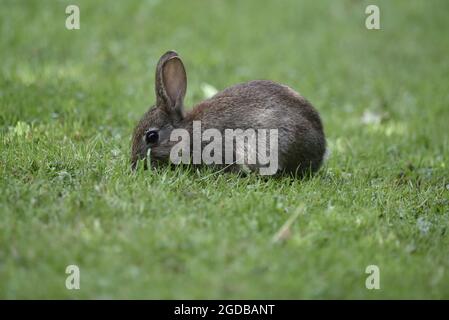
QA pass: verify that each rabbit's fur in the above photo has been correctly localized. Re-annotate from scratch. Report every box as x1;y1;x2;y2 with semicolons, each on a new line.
131;51;326;176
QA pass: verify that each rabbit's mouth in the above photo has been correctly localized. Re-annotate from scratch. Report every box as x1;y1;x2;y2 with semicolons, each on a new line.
131;156;148;171
131;145;172;171
130;144;150;171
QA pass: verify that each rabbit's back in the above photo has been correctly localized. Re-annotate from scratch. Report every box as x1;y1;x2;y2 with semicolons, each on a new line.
184;80;326;174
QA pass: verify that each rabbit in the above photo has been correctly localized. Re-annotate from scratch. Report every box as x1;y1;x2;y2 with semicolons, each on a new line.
131;50;326;176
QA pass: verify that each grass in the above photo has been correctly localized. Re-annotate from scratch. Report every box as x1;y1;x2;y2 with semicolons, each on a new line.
0;0;448;299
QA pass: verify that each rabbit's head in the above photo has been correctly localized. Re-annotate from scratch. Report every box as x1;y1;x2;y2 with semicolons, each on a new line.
131;51;187;170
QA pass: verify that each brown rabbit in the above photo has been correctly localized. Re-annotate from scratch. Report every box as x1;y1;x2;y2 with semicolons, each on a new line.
131;51;326;176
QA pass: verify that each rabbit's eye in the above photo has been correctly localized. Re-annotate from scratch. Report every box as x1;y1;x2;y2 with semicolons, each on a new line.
145;130;159;145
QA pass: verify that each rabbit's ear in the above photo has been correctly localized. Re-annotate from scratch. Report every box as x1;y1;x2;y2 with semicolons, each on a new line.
155;51;186;120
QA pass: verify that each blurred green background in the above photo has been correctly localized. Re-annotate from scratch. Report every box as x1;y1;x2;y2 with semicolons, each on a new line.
0;0;448;298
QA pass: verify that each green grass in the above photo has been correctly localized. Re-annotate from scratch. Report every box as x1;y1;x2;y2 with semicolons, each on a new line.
1;0;448;299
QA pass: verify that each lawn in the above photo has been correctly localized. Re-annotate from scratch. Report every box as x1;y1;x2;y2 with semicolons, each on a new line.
0;0;448;299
